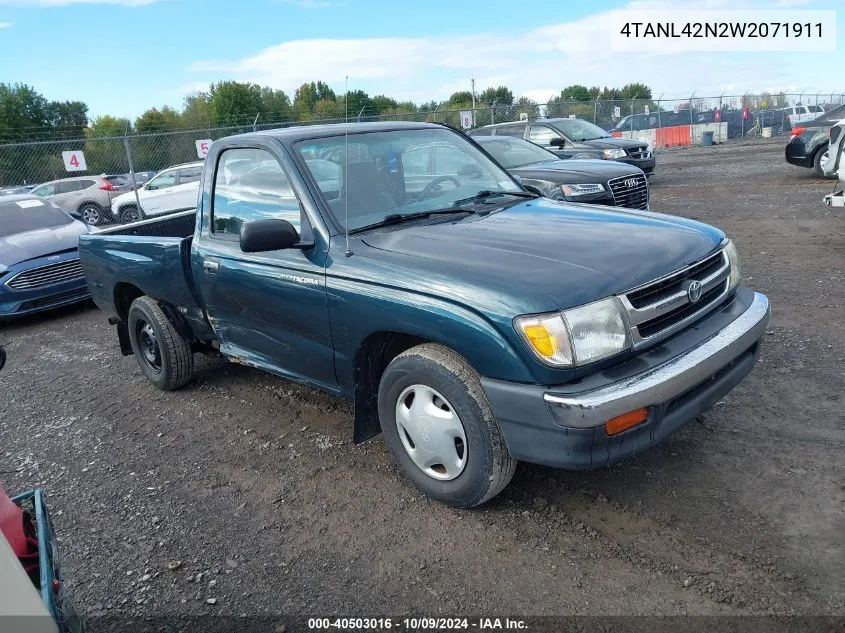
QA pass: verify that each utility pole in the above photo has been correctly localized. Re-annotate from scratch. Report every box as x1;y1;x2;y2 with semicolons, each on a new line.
471;78;476;126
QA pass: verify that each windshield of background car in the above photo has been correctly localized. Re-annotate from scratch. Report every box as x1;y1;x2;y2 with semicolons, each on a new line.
295;128;520;232
0;199;73;238
479;138;558;168
552;119;612;142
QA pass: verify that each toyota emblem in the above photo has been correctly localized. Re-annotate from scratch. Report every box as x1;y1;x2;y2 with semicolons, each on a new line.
624;178;638;188
686;280;703;303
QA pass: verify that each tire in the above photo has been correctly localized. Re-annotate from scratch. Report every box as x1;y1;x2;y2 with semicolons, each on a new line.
813;146;833;178
378;343;517;507
120;205;142;224
127;296;194;391
78;203;105;226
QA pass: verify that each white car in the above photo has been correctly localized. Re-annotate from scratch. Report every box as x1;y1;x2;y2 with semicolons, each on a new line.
112;161;203;223
823;117;845;207
783;104;825;127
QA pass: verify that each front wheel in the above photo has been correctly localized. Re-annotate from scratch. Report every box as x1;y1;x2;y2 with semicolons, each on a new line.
119;205;142;224
378;343;517;507
814;147;834;178
127;296;194;390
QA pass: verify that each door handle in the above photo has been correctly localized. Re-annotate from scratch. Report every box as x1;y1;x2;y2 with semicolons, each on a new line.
203;260;219;274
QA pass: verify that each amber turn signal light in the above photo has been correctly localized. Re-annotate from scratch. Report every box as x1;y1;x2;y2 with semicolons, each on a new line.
605;408;649;436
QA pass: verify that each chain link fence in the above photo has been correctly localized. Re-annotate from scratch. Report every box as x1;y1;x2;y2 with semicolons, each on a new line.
1;92;843;209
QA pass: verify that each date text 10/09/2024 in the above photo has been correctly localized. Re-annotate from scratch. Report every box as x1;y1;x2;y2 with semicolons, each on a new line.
307;618;528;630
619;22;823;38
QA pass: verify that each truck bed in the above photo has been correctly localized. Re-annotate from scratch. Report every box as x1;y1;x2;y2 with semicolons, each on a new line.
78;211;201;320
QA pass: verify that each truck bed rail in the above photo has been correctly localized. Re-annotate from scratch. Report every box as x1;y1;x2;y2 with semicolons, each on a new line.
93;209;195;239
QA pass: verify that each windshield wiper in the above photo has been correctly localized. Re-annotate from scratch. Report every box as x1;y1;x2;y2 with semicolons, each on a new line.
452;190;538;206
350;208;474;233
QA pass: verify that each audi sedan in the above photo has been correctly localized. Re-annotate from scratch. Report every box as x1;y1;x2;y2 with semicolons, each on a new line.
475;136;649;210
0;195;91;320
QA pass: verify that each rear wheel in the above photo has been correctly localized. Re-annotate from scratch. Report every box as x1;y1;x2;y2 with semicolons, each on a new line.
78;203;105;226
120;205;142;223
378;343;517;507
127;296;194;390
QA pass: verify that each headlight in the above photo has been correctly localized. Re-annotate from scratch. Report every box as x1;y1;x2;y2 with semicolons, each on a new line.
724;239;741;291
515;297;631;368
603;148;627;159
561;183;604;196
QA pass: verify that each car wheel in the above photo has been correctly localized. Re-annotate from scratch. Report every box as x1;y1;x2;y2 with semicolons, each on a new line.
120;205;141;223
127;296;194;391
814;147;834;178
378;343;517;507
78;203;104;226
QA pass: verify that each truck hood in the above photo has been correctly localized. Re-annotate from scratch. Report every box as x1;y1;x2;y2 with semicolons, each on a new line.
359;198;724;311
511;159;642;182
0;220;88;268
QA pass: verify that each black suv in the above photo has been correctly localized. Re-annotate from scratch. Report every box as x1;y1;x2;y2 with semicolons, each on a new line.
470;118;656;175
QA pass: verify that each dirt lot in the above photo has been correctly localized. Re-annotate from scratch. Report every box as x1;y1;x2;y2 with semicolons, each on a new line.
1;139;843;623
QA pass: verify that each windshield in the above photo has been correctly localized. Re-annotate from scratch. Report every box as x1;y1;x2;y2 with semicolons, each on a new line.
478;138;559;168
0;199;73;238
295;127;520;232
552;119;612;142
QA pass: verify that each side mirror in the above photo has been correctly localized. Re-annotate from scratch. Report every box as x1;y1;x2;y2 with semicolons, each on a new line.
240;219;301;253
549;137;566;147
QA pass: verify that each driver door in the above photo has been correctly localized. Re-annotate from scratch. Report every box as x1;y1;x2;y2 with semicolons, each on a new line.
140;171;178;215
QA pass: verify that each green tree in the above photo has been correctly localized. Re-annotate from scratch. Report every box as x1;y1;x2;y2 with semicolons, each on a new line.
258;86;291;121
619;83;652;100
560;85;592;101
449;90;474;106
43;100;88;139
89;115;129;137
133;106;185;171
482;86;513;105
181;92;212;129
0;83;48;142
293;82;319;119
84;116;130;175
207;81;263;126
371;94;398;114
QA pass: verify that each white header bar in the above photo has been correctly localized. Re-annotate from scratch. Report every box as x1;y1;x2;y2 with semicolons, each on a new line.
610;10;836;52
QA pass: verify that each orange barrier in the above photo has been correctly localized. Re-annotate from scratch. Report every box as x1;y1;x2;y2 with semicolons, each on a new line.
655;125;691;148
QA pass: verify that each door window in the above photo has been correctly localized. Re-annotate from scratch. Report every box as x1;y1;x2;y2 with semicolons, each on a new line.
528;125;560;146
177;166;203;185
494;124;526;138
212;148;304;240
32;184;56;197
145;172;177;191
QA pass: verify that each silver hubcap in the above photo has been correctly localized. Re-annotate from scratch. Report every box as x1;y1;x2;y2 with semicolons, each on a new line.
820;150;830;170
395;384;467;481
82;207;99;224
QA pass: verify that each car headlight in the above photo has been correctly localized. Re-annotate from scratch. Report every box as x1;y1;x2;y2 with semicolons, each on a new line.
724;239;741;291
514;297;631;368
603;148;627;159
561;183;605;196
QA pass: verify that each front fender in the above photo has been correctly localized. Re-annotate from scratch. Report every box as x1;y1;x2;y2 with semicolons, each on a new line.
328;276;536;394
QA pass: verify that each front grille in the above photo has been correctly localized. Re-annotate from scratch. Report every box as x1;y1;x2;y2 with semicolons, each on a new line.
619;250;731;346
5;259;84;290
607;173;649;210
627;146;652;159
18;288;90;311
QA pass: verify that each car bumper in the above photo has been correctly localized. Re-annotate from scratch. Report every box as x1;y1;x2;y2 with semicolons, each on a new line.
0;254;91;320
481;288;769;469
618;155;656;174
784;144;814;168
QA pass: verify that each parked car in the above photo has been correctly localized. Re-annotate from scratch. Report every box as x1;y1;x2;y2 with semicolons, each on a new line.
111;162;202;223
29;176;122;226
475;136;649;209
79;122;769;508
822;117;845;207
781;104;825;127
0;195;91;320
470;118;656;175
785;104;845;177
0;186;34;197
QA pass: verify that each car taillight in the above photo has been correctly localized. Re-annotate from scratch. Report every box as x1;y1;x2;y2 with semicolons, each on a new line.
790;126;806;139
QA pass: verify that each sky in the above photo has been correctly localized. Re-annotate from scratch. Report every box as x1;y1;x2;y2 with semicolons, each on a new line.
0;0;841;120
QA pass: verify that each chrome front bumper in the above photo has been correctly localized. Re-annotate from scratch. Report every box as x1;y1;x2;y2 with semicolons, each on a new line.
543;292;770;428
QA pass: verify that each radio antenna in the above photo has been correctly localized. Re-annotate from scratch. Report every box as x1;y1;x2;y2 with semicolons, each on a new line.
344;74;353;257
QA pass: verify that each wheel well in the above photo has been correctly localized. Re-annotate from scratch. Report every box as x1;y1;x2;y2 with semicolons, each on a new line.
77;201;102;211
352;331;430;444
114;283;144;321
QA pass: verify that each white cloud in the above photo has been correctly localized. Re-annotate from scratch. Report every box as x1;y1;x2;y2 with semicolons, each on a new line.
0;21;12;27
0;0;159;6
185;0;838;104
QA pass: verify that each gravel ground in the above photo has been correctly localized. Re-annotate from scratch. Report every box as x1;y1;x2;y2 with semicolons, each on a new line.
1;139;843;624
